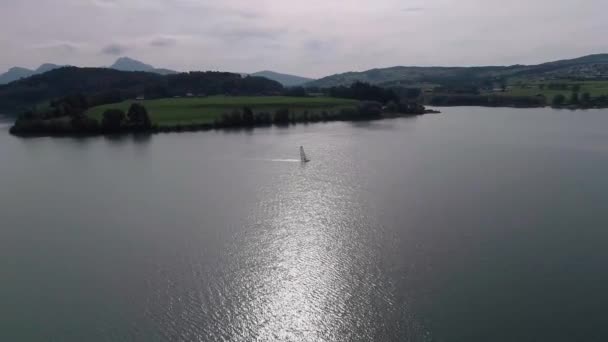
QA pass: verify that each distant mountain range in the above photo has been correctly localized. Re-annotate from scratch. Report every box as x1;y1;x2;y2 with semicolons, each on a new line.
0;63;64;84
307;54;608;88
249;70;313;87
0;57;178;85
0;57;313;86
3;54;608;89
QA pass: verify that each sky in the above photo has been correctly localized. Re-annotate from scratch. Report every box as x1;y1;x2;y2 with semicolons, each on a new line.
0;0;606;78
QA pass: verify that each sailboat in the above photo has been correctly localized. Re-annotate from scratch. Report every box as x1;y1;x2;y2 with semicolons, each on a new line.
300;146;310;163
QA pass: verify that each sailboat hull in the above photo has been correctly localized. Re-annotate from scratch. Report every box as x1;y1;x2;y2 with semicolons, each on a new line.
300;146;310;163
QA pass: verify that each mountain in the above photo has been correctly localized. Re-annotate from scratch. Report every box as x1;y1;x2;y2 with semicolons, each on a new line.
307;54;608;88
110;57;154;72
110;57;177;75
0;67;35;85
0;57;175;85
0;64;65;85
0;64;63;85
540;54;608;67
250;70;313;87
35;63;61;74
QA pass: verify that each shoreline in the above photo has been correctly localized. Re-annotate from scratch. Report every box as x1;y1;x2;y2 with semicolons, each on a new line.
10;110;440;138
428;104;608;110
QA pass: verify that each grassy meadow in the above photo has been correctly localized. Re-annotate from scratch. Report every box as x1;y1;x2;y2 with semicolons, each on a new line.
87;96;359;126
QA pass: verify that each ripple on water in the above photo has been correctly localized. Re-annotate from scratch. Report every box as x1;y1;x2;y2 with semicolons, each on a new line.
141;151;431;341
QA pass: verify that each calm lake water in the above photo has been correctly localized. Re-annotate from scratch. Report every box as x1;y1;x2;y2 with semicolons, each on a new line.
2;107;608;342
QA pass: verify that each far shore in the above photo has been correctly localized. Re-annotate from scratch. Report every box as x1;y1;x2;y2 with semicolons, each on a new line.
10;109;440;138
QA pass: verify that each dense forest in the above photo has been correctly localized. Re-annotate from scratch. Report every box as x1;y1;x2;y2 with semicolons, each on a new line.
0;67;283;113
551;92;608;108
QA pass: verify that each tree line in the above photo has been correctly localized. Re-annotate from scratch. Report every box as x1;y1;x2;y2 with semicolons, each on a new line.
287;82;403;104
215;101;394;128
325;82;400;104
10;99;433;137
10;94;153;136
552;92;608;108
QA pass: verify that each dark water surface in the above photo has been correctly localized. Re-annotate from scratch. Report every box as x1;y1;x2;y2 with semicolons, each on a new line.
2;107;608;341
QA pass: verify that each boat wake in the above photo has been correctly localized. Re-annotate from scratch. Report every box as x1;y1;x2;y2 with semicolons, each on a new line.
266;158;302;163
245;148;310;163
243;158;301;163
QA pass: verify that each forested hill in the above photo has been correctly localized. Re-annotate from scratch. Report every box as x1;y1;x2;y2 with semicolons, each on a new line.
307;54;608;88
0;67;283;114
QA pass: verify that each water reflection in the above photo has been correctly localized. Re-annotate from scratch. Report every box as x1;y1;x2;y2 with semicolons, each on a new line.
349;117;415;131
234;170;353;340
103;133;153;145
206;152;428;341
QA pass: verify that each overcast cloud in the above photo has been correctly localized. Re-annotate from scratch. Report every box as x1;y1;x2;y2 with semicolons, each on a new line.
0;0;605;77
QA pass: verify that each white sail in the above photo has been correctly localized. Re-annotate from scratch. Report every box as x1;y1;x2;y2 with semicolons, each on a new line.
300;146;310;163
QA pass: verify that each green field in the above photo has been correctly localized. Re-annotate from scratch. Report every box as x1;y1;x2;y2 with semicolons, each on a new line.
501;81;608;99
87;96;359;126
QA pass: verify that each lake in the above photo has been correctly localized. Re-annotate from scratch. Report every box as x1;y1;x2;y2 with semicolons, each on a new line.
1;107;608;342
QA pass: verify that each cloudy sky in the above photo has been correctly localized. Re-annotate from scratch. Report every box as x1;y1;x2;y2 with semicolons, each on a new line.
0;0;605;77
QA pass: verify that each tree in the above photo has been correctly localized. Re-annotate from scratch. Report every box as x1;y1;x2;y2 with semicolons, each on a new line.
481;79;493;90
569;92;580;105
88;90;123;108
581;92;591;104
283;86;307;97
44;93;89;118
385;101;399;113
552;94;566;106
328;82;399;104
357;101;383;118
273;108;290;124
71;115;100;133
127;103;151;129
236;76;283;95
254;111;272;125
102;109;126;132
404;88;422;100
596;95;608;106
242;106;254;125
144;85;169;99
219;109;243;126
